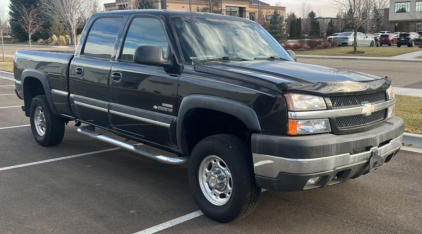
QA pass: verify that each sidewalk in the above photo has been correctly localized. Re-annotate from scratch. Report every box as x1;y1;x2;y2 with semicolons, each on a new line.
391;49;422;59
394;87;422;97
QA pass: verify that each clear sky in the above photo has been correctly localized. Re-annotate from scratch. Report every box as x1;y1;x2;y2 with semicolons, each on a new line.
0;0;338;17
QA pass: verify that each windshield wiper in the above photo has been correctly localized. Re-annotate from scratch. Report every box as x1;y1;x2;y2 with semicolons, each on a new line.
198;56;251;63
254;56;289;61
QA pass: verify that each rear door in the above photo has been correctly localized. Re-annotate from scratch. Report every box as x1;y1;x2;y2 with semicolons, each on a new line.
69;17;125;128
109;15;179;148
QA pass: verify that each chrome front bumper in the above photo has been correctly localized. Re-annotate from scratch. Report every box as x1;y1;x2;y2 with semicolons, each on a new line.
253;134;402;178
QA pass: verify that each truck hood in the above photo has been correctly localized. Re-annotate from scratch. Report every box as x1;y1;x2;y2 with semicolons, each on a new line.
195;61;391;95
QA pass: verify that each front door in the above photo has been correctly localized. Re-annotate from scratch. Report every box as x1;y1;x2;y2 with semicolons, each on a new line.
69;17;124;128
110;16;179;149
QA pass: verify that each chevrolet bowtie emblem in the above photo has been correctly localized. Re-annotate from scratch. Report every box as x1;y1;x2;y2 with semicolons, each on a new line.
361;102;375;116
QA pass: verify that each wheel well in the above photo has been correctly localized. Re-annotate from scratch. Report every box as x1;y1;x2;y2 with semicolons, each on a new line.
182;108;251;155
23;77;45;116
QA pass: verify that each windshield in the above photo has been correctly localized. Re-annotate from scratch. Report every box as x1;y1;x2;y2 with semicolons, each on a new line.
171;17;292;64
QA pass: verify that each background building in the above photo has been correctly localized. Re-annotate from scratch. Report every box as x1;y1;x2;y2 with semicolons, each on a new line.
104;0;286;23
384;0;422;32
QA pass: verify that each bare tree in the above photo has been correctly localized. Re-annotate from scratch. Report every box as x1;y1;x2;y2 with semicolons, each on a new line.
41;0;92;50
300;1;312;19
333;0;375;53
0;8;8;61
18;5;43;50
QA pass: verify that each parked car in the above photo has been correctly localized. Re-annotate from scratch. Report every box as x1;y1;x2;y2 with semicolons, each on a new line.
418;30;422;36
333;32;375;47
14;10;403;223
397;32;422;47
379;31;391;34
379;34;397;46
327;33;340;41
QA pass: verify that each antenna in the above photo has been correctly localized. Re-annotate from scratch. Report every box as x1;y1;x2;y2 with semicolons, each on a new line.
189;0;193;65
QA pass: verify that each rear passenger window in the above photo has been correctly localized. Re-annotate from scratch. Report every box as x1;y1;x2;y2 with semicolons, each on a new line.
120;17;169;62
83;17;123;60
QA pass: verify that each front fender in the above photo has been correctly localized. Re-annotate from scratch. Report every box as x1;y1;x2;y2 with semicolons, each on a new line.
176;95;261;154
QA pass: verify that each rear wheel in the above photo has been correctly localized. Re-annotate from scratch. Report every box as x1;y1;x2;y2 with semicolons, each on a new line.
388;42;392;46
397;44;401;47
30;95;65;146
370;41;374;47
189;134;260;223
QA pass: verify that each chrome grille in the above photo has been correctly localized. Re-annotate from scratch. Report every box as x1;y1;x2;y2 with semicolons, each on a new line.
335;110;386;129
330;92;386;108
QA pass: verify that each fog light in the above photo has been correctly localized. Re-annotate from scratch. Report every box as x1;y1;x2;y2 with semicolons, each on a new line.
306;177;321;186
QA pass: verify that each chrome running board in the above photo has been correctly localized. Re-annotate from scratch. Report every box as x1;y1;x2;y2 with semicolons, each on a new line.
77;126;188;165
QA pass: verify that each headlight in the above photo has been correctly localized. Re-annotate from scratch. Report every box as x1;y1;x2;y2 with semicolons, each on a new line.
386;86;395;100
288;119;331;135
285;94;327;111
387;105;395;119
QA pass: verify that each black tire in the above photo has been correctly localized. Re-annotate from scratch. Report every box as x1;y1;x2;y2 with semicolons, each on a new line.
397;44;401;47
388;43;391;46
30;95;65;146
189;134;260;223
370;41;374;47
380;43;383;46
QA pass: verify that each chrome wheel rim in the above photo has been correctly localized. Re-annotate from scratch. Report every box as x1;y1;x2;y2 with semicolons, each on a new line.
198;155;232;206
34;106;46;136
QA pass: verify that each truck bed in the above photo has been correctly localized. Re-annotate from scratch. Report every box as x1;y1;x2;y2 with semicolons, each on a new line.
14;50;74;99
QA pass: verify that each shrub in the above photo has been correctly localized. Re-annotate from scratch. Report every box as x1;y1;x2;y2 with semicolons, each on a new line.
331;40;339;47
49;34;60;46
59;35;67;46
283;44;293;50
322;40;331;49
292;43;304;51
307;39;321;49
37;38;45;44
76;35;81;45
298;39;306;45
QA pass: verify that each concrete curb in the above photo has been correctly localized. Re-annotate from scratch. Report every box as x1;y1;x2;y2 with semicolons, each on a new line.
297;55;422;63
403;133;422;149
0;71;14;79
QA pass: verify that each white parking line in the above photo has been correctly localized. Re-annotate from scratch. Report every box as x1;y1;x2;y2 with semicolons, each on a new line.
0;76;14;81
0;148;120;172
0;106;21;109
134;210;204;234
0;125;30;130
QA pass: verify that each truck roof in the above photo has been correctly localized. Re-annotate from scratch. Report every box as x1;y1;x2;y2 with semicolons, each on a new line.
92;9;253;23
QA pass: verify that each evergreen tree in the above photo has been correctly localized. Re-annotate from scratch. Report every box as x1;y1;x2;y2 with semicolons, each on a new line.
296;19;300;37
138;0;156;9
290;19;296;38
327;20;335;36
268;9;287;43
9;0;49;41
372;7;384;32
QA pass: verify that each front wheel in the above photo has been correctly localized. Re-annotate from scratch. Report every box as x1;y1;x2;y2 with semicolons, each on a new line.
189;134;260;223
30;95;65;146
397;44;401;47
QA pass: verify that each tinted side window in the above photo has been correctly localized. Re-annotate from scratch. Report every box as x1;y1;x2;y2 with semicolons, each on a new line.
83;17;123;60
120;17;169;62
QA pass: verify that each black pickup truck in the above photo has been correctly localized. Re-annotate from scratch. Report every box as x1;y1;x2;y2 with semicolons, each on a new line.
14;10;404;222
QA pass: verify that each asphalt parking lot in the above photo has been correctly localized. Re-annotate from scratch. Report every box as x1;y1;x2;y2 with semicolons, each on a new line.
1;74;422;234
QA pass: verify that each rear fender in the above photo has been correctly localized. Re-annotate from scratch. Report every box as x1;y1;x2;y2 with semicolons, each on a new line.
21;69;58;116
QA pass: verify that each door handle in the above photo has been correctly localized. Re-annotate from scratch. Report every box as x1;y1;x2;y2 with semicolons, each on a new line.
75;67;84;76
111;72;122;82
